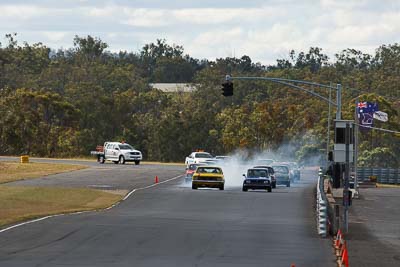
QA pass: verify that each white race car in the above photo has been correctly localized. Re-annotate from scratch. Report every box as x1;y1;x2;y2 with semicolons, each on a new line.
185;152;214;165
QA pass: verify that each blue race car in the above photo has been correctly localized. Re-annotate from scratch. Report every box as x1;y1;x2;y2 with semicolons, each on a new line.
242;168;272;192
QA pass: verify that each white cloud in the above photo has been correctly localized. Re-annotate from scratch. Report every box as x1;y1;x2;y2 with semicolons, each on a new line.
41;31;68;42
88;6;115;17
194;27;244;45
89;6;286;28
319;0;369;9
172;7;285;25
0;4;46;19
122;8;169;27
173;8;237;25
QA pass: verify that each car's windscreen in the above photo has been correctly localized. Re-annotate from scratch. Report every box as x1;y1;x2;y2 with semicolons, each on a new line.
196;167;221;174
272;166;289;174
253;166;273;173
247;169;268;178
119;144;133;150
196;153;213;158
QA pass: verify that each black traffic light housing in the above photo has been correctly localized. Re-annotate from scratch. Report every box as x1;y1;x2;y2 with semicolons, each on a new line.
221;81;233;96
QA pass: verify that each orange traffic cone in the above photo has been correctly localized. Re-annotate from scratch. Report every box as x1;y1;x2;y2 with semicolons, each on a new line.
341;244;349;267
155;176;159;183
334;230;343;249
336;232;346;255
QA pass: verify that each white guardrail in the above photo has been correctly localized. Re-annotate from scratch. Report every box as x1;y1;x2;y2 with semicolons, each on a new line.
317;167;328;238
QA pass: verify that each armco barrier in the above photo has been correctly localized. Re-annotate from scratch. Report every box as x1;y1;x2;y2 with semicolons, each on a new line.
379;169;389;183
357;167;400;184
316;167;328;237
389;169;397;184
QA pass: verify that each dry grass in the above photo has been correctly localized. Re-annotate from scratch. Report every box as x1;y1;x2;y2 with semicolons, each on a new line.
0;161;123;228
0;162;87;184
0;186;123;227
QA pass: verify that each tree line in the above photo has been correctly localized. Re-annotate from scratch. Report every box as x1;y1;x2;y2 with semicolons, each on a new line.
0;33;399;167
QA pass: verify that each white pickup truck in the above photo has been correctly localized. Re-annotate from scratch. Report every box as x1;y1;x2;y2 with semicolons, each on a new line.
91;142;142;165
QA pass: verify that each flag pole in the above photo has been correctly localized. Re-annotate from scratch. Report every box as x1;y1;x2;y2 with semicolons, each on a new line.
354;97;359;193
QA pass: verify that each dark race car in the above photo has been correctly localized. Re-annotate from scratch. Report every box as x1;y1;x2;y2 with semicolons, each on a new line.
253;165;276;188
242;168;272;192
271;164;291;187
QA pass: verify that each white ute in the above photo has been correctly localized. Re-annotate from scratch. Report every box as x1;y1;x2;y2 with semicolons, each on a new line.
91;142;142;165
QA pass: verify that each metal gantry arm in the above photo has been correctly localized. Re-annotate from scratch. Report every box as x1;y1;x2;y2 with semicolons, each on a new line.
225;75;342;120
268;79;335;105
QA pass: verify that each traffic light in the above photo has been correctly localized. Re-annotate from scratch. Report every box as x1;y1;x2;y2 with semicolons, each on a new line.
221;82;233;96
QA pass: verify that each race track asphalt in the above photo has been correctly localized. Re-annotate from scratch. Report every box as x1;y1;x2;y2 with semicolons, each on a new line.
0;158;335;267
346;188;400;266
0;157;184;190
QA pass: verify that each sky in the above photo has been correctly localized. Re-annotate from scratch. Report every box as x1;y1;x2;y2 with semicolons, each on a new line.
0;0;399;65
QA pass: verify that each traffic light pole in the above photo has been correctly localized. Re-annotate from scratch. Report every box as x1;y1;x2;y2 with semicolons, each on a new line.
344;122;350;233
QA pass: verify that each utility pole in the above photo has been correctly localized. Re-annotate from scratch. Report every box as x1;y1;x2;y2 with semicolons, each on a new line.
336;84;342;120
343;122;350;233
327;87;332;166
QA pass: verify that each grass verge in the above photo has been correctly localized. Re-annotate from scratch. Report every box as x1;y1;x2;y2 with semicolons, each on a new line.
0;162;87;184
0;186;123;227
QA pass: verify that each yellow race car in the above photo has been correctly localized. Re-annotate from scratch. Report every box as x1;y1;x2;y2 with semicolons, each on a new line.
192;166;225;190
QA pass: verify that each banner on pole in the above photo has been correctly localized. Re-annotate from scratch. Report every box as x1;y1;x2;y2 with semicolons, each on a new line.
373;111;388;122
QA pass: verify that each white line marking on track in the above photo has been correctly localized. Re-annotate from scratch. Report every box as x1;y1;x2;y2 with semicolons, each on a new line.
0;175;183;234
136;174;183;190
122;189;137;201
88;185;114;188
0;216;51;234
